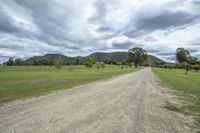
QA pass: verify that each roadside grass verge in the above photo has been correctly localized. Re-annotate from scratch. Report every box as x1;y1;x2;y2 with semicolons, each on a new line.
153;68;200;131
0;65;140;106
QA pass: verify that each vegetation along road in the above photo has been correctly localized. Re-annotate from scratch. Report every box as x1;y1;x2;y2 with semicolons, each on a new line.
0;68;192;133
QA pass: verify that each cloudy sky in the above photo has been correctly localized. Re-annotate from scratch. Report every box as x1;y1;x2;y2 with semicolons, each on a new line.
0;0;200;63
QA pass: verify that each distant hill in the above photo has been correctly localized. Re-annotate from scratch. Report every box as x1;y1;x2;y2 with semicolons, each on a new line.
89;52;164;65
25;54;86;65
24;52;164;65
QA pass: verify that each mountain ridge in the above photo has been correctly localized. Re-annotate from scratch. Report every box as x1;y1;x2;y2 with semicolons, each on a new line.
24;52;165;65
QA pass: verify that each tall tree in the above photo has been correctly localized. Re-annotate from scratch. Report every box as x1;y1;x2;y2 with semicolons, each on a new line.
54;56;64;71
128;47;148;68
176;48;190;63
6;57;14;66
85;57;93;68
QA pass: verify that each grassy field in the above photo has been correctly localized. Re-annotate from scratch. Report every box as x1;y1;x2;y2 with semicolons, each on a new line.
0;65;140;106
153;68;200;130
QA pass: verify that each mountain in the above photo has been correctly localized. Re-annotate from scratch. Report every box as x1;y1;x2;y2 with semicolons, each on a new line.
89;52;164;65
25;54;85;65
24;52;164;65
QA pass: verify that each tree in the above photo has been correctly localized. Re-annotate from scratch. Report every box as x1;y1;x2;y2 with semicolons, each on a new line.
54;56;64;71
188;56;198;65
128;47;148;68
38;58;49;65
6;58;14;66
176;48;190;63
74;59;79;65
15;58;23;66
49;60;54;68
85;57;93;68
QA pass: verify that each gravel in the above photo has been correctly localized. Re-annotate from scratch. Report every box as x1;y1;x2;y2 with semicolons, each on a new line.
0;68;192;133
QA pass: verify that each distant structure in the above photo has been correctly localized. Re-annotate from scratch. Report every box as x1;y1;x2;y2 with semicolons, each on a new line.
95;62;104;65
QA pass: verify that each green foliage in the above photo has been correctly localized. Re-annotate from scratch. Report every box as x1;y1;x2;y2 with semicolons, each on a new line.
128;47;148;68
85;57;93;67
176;47;199;66
176;47;190;63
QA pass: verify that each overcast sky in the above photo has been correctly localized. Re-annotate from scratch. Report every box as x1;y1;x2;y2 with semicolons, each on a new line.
0;0;200;63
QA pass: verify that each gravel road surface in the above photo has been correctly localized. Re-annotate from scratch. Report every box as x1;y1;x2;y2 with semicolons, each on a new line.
0;68;192;133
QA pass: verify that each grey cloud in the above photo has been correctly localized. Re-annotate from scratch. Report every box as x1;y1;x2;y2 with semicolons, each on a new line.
97;26;112;33
137;11;197;30
125;10;199;38
157;52;175;56
112;41;134;49
14;0;87;46
88;0;108;23
0;43;24;50
0;8;22;34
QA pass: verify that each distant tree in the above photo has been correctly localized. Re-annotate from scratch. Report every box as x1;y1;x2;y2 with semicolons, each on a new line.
39;58;49;65
33;61;39;65
111;61;117;65
6;58;14;66
104;60;112;64
54;56;64;71
144;63;150;67
128;47;148;68
193;65;200;72
74;59;79;65
176;48;190;63
85;57;93;68
155;61;165;66
14;58;23;66
121;62;126;65
49;60;54;68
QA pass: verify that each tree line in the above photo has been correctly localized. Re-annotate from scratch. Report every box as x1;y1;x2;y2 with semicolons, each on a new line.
2;47;200;73
154;47;200;73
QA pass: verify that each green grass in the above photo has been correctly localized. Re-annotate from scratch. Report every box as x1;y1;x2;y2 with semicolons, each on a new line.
153;68;200;130
0;65;140;106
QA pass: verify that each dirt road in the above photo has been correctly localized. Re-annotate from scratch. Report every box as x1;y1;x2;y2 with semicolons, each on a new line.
0;68;191;133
